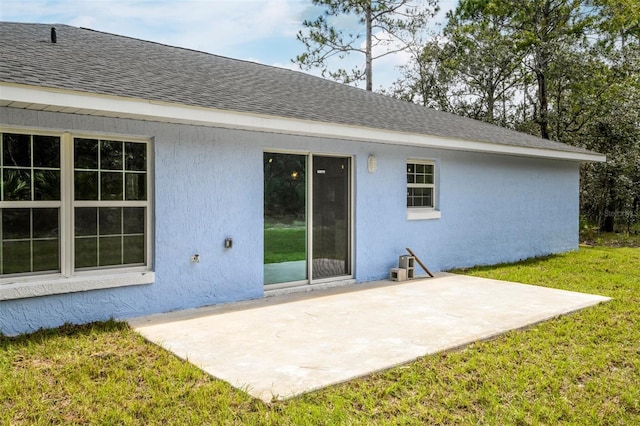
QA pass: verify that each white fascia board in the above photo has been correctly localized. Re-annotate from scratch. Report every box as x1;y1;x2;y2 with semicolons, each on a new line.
1;83;606;162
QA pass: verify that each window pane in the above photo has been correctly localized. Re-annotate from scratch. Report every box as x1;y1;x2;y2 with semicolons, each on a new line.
407;187;434;208
3;241;31;274
3;169;31;201
34;169;61;200
33;208;58;238
425;164;434;184
101;172;123;200
75;207;97;236
123;235;145;264
33;135;61;168
2;208;30;240
74;171;99;200
75;237;97;268
74;138;98;169
99;236;122;266
2;133;30;167
99;207;122;235
33;239;59;272
100;140;123;170
406;164;415;184
1;208;61;275
125;173;146;200
123;207;145;234
125;142;146;171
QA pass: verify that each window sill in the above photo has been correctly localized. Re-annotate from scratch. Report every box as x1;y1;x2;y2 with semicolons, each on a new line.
0;271;154;301
407;208;441;221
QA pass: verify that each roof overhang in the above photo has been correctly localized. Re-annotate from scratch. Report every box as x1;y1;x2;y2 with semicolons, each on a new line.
0;83;606;162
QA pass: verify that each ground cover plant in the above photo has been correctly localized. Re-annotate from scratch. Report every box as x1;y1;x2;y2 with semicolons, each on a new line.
2;241;639;424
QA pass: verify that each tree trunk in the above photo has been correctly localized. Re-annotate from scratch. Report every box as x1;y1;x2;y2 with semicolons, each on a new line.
365;2;373;91
486;75;495;124
536;68;550;139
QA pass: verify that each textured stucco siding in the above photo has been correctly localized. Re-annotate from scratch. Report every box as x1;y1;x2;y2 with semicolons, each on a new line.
354;145;579;282
0;108;579;335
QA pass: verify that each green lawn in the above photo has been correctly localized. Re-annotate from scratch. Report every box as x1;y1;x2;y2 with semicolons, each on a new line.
264;226;306;264
2;243;639;424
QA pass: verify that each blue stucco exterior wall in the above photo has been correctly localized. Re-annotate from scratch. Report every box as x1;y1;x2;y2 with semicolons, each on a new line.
0;108;579;335
354;145;579;281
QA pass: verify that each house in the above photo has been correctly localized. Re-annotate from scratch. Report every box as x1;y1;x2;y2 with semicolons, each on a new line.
0;22;604;336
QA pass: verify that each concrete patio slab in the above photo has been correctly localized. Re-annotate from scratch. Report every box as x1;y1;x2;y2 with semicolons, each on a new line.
129;273;610;402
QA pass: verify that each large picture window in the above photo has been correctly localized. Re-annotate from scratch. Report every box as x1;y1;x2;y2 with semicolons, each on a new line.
1;130;151;279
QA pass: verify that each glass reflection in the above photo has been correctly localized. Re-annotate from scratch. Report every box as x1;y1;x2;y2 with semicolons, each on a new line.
263;153;307;285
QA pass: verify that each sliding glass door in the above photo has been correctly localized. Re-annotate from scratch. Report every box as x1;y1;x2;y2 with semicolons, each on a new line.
312;156;350;279
264;153;351;286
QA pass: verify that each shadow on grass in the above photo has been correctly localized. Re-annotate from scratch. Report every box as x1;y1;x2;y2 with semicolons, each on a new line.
0;319;128;345
450;252;561;274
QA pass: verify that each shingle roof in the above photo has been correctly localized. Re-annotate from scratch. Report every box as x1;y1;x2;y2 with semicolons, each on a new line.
1;22;595;156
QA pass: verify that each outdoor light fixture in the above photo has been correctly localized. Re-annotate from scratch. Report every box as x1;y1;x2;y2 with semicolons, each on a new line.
291;170;299;179
368;155;377;173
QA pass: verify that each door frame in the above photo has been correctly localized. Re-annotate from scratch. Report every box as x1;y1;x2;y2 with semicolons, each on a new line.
263;149;354;289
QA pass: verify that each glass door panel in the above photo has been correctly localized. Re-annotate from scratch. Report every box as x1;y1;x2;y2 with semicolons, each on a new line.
263;153;307;285
312;156;350;279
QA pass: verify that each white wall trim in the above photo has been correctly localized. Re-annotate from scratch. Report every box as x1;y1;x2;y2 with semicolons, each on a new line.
407;209;442;221
1;83;606;163
0;271;155;300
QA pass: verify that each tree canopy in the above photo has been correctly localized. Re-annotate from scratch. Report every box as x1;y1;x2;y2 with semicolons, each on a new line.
294;0;639;231
390;0;639;231
293;0;439;90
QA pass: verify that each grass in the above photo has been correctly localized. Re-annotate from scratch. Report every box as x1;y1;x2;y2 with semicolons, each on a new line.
2;242;639;424
264;225;306;264
264;224;349;263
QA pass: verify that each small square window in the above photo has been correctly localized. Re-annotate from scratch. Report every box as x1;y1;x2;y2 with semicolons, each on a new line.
406;161;436;210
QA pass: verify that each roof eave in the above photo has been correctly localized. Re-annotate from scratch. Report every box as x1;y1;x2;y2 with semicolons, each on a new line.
0;83;606;163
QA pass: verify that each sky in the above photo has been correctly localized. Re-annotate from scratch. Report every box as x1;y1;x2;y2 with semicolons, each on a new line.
0;0;458;90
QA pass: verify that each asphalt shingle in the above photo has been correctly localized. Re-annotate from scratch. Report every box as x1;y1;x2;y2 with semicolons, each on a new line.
0;22;595;155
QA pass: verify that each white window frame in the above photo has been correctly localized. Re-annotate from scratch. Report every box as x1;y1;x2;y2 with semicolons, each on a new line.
0;131;63;276
406;159;441;221
0;127;154;301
